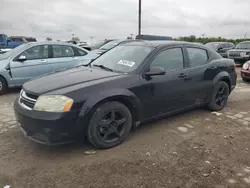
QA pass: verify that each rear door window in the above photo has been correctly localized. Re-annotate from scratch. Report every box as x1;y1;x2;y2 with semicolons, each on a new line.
73;47;87;56
187;47;208;67
52;45;74;58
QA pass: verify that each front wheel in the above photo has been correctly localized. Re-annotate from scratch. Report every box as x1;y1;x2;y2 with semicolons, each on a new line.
208;81;229;111
87;101;132;149
0;77;7;95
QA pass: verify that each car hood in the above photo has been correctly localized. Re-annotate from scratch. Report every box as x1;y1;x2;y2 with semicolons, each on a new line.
23;67;124;95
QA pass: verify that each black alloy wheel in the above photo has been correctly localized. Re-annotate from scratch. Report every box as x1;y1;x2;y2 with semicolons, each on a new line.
98;110;127;143
208;81;229;111
87;101;132;149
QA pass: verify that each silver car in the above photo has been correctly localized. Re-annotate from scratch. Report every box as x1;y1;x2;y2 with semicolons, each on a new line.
0;42;99;94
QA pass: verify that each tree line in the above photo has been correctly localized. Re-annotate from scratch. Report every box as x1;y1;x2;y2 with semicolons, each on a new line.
175;36;250;45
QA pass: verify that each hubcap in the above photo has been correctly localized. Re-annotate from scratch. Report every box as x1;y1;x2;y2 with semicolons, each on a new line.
98;110;127;143
0;81;2;91
215;85;227;107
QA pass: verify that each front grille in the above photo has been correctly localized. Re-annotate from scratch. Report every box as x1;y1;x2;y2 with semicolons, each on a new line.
229;51;241;57
19;90;37;110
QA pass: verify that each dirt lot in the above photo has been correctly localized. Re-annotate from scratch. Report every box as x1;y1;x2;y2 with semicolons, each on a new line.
0;68;250;188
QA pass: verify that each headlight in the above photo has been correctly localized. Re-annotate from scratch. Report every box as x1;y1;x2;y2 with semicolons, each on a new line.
240;52;246;57
242;62;249;70
34;95;74;112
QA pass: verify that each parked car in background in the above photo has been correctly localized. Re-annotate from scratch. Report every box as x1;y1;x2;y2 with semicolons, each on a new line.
0;42;99;94
90;39;115;50
14;41;236;149
135;34;173;40
227;41;250;65
205;42;235;58
0;34;36;49
192;42;203;45
77;41;91;51
0;48;12;54
241;60;250;81
92;39;134;55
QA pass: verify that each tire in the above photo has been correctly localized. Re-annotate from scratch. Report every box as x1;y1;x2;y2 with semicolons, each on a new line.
87;101;132;149
242;77;250;82
0;77;7;95
208;81;229;111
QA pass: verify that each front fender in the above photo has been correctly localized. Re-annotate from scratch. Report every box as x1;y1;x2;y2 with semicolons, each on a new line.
78;88;141;121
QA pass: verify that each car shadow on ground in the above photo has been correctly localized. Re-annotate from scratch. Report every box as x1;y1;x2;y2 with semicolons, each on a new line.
26;107;209;155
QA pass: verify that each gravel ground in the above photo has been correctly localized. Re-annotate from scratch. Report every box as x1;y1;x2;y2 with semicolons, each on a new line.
0;68;250;188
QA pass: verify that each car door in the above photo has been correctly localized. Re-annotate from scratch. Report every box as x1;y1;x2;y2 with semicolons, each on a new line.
10;45;51;86
139;46;195;119
49;45;85;72
183;46;214;104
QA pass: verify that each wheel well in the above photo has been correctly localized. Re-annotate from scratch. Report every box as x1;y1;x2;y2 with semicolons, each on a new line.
0;75;8;86
220;77;231;92
90;96;139;124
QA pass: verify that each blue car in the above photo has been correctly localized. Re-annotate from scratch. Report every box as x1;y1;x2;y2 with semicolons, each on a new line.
0;42;99;94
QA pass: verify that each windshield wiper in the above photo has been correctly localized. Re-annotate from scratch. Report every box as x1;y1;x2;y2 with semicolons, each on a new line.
92;64;113;72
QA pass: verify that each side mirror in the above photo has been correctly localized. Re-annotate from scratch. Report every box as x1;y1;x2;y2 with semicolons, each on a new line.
18;55;27;61
145;67;166;77
218;47;223;50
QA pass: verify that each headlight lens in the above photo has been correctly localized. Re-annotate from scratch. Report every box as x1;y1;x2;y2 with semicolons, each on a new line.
34;95;74;112
240;52;246;57
243;62;249;70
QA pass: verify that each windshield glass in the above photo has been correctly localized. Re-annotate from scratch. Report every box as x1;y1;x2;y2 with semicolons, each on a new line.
0;43;29;59
91;45;153;73
205;43;220;50
99;40;120;50
236;43;250;49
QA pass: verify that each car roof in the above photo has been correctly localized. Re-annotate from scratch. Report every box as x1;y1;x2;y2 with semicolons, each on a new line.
239;41;250;44
206;42;229;44
22;41;80;47
122;40;195;47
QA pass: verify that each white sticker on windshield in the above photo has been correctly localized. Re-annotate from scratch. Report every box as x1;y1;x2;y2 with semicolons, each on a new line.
117;60;135;67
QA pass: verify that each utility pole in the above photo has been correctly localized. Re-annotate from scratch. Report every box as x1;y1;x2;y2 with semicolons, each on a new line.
244;32;247;39
138;0;141;36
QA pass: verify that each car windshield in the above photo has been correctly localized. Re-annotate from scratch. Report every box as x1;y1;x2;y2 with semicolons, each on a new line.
0;43;29;59
99;40;120;50
236;43;250;49
205;43;220;50
91;45;154;73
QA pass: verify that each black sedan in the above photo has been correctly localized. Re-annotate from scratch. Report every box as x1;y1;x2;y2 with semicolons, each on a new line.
14;41;237;149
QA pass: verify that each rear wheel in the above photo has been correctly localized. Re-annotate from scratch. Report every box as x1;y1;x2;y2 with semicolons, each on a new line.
0;77;7;95
208;81;229;111
87;101;132;149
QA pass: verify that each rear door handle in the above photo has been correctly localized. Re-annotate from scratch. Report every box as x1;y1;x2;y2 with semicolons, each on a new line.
209;66;217;69
39;60;46;63
178;73;188;78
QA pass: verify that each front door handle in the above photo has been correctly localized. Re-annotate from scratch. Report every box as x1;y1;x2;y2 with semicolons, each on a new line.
178;73;188;78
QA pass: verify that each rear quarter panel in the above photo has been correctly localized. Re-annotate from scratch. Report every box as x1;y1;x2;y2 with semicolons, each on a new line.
211;58;237;89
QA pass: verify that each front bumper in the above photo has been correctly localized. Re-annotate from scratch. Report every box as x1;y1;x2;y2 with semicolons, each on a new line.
241;70;250;80
228;57;249;65
14;98;85;145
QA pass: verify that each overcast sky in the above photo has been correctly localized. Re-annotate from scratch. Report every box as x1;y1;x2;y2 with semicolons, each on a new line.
1;0;249;43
